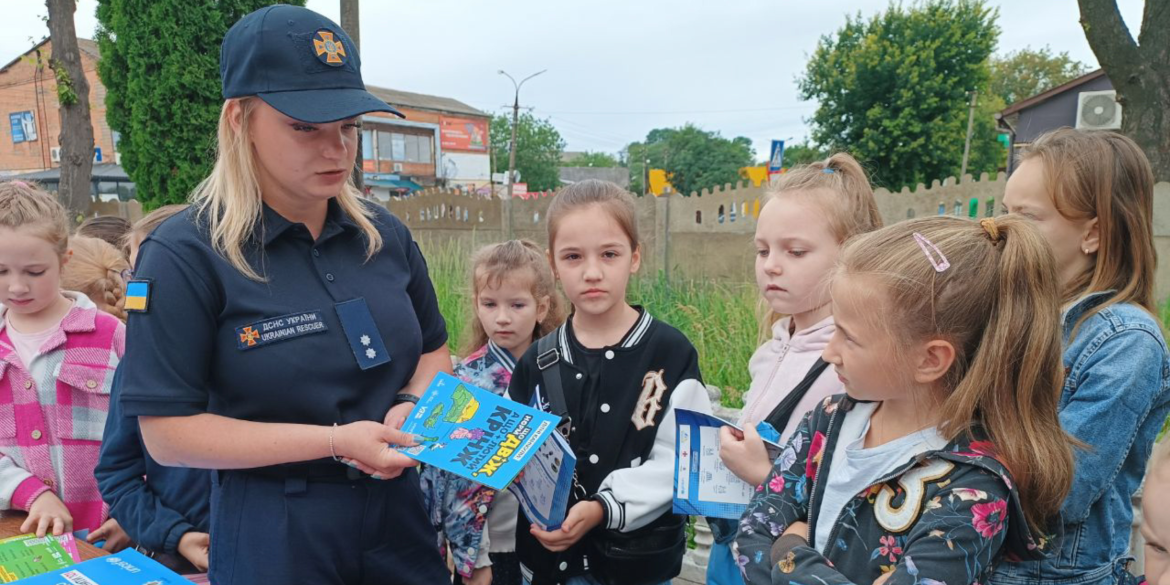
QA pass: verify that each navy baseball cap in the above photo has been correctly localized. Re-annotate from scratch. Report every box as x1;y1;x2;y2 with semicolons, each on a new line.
220;4;402;123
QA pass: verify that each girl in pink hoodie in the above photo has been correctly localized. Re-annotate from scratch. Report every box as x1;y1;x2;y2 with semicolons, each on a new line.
708;153;882;585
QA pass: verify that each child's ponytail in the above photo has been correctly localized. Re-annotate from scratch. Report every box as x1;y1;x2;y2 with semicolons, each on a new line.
838;215;1075;534
62;236;130;322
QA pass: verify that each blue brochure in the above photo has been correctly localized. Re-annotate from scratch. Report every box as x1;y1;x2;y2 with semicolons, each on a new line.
398;372;562;491
16;548;192;583
511;426;576;531
673;408;783;519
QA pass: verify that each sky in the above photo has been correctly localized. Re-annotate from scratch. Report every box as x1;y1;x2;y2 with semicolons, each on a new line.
0;0;1146;160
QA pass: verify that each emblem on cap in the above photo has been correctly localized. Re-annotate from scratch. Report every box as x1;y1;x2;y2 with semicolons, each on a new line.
312;30;347;66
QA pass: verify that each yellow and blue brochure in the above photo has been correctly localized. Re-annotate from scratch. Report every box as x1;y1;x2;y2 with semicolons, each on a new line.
398;372;562;491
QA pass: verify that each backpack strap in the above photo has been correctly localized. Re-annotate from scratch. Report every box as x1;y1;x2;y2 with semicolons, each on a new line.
535;329;588;500
763;358;831;433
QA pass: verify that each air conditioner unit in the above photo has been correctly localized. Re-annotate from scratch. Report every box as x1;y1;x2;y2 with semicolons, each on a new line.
1076;90;1123;131
393;163;404;173
50;147;61;163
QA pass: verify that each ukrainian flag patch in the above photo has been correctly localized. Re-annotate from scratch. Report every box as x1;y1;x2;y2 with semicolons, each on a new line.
125;279;152;313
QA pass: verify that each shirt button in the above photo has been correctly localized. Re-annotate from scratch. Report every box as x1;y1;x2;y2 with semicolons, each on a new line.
600;403;611;413
312;249;320;257
478;505;488;515
575;373;583;380
559;562;568;571
604;350;615;360
42;478;54;488
325;273;335;282
589;454;599;464
86;380;98;389
31;430;42;440
23;380;32;389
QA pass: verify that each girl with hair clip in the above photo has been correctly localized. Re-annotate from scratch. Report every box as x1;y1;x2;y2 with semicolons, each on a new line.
507;180;713;585
421;239;567;585
0;181;127;544
996;128;1170;585
61;235;130;322
710;153;883;585
736;215;1075;585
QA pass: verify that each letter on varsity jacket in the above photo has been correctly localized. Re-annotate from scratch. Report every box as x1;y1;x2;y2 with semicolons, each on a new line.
594;378;713;532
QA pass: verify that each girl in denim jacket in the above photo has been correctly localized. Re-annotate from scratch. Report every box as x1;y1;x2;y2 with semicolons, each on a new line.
736;215;1076;585
999;129;1170;585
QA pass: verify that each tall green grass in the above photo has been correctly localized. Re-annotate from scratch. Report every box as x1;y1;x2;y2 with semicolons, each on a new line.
420;239;759;408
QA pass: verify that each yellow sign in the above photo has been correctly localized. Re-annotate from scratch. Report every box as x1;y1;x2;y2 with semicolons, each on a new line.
648;169;672;196
740;166;769;187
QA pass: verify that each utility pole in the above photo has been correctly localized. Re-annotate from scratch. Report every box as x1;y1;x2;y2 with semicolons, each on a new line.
341;0;364;193
498;69;546;238
960;90;978;182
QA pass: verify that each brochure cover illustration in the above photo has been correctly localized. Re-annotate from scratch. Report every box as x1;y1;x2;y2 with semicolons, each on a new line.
511;426;576;531
673;408;784;519
0;534;74;582
13;548;193;584
398;372;561;490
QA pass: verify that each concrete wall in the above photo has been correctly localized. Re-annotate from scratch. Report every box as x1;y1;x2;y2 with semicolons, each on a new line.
93;177;1170;303
377;176;1170;304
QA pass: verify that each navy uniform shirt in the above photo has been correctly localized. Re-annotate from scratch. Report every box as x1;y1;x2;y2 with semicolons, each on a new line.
119;199;446;473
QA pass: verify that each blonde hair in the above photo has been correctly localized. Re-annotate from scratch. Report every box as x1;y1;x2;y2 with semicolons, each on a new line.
837;215;1074;533
62;235;129;321
124;204;189;253
77;216;132;258
1149;431;1170;482
0;181;70;258
547;180;639;252
1019;129;1156;322
759;153;884;338
192;98;383;281
464;239;567;355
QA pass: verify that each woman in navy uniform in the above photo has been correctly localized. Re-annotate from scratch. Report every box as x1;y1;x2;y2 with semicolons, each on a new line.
115;6;451;584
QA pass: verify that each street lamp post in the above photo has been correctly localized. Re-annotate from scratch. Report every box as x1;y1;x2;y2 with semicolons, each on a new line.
499;69;546;238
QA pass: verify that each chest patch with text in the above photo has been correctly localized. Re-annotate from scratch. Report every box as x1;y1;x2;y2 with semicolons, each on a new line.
236;310;328;350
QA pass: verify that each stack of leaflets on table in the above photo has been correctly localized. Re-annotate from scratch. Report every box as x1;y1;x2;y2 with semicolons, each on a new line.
510;425;576;531
15;549;193;584
672;408;784;519
397;372;562;491
0;533;78;582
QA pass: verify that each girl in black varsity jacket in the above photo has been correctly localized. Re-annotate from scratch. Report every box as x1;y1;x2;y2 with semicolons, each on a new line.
506;181;713;585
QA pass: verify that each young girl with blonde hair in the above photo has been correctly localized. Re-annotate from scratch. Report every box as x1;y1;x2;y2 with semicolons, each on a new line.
61;235;129;321
421;239;566;585
736;215;1075;585
997;129;1170;585
0;181;126;541
710;152;883;585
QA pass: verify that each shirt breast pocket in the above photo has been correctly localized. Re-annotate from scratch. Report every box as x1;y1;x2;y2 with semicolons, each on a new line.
54;362;113;443
0;366;14;440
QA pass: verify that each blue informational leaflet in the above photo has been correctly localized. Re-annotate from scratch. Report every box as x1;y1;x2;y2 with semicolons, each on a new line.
15;549;193;584
673;408;783;519
398;372;562;491
511;429;576;531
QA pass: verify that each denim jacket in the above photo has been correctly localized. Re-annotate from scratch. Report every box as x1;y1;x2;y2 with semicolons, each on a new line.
992;292;1170;585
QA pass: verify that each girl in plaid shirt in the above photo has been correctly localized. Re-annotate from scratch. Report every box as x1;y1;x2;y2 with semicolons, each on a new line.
0;181;126;540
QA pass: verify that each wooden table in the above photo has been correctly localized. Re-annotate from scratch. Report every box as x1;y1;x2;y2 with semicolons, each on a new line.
0;512;108;561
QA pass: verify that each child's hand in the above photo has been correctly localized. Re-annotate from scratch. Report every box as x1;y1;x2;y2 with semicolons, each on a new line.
530;500;604;552
177;531;210;572
719;425;773;486
88;518;133;552
467;566;492;585
383;401;414;430
22;491;73;537
872;572;894;585
782;521;808;540
336;420;419;480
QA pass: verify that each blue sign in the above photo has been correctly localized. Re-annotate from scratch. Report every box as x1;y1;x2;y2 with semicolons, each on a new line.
10;112;26;143
94;146;102;162
768;139;786;173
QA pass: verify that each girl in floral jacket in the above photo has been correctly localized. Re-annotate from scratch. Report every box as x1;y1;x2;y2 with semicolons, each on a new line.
736;216;1076;585
420;240;565;585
